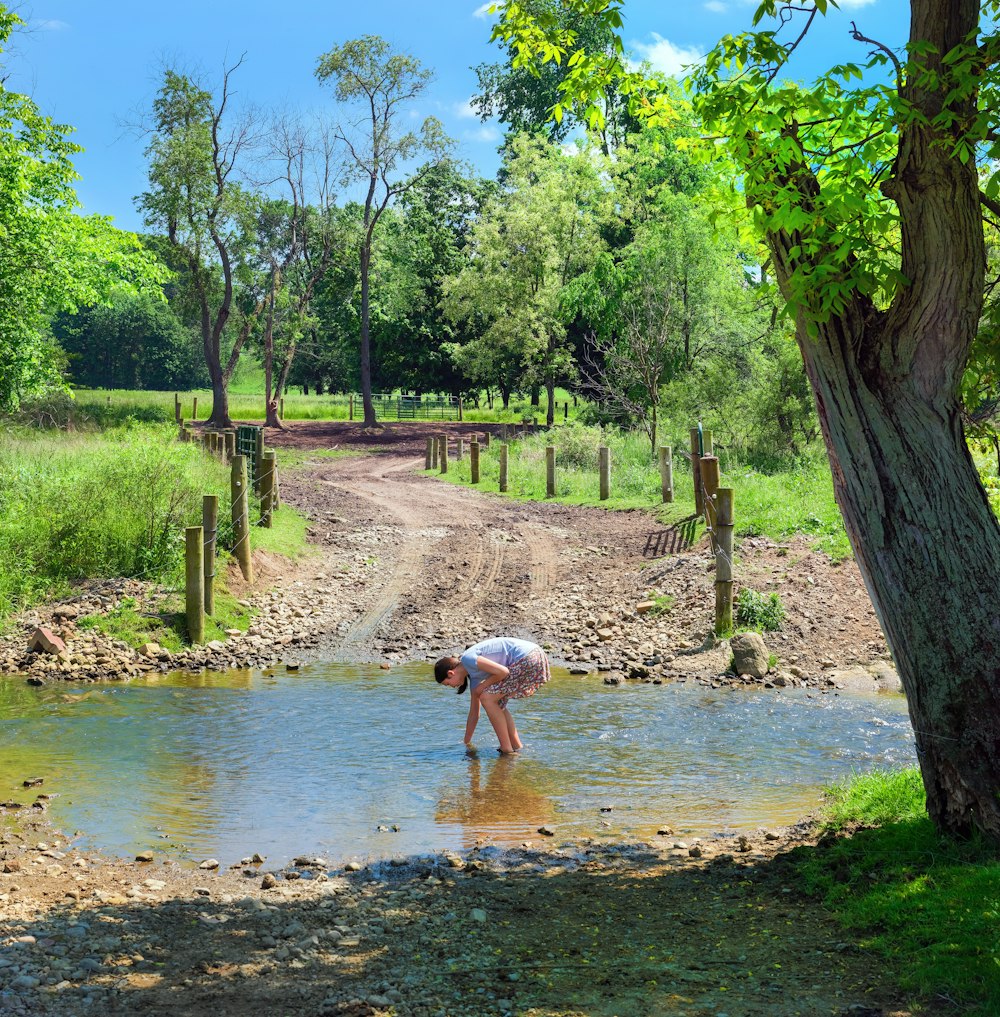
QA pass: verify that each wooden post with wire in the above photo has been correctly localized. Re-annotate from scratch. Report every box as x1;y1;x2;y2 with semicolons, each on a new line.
499;443;509;493
599;446;610;501
231;455;253;582
202;495;218;616
439;434;449;474
470;440;481;484
700;455;721;551
546;446;556;498
430;434;438;469
715;488;735;635
457;435;464;461
224;430;236;462
658;445;674;503
481;430;491;449
690;428;704;516
425;437;433;470
501;423;509;442
259;451;276;528
185;526;205;644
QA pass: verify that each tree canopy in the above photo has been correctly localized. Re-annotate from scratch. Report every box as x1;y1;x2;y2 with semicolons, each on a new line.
0;7;166;411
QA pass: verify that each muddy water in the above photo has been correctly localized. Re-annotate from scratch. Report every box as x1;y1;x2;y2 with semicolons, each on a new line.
0;665;914;866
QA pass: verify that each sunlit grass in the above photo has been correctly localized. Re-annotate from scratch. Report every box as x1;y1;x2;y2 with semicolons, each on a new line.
791;767;1000;1016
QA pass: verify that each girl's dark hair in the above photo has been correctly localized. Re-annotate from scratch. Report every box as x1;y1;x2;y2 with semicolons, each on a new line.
434;655;467;694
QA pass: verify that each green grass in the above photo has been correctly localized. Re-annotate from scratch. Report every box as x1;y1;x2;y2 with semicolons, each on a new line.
734;588;786;632
790;768;1000;1015
425;423;851;556
57;386;589;426
77;587;256;652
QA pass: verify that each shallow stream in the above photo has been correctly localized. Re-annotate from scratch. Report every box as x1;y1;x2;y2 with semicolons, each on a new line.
0;665;915;866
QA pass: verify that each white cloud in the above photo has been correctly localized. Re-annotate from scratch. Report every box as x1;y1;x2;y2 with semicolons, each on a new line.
704;1;727;12
454;98;479;120
630;33;704;78
473;2;500;19
465;125;501;143
33;18;70;30
837;0;877;7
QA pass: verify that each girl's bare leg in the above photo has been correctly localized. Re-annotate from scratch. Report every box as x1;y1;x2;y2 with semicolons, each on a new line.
480;694;515;753
503;708;522;750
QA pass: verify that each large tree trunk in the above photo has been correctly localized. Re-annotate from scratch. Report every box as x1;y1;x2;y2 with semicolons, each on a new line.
766;0;997;838
800;316;1000;837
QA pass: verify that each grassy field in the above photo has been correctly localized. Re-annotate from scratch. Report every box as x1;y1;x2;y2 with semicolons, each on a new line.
62;385;588;427
793;769;1000;1016
425;423;852;558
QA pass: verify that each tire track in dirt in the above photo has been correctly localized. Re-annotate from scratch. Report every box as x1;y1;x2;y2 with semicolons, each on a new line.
516;521;559;600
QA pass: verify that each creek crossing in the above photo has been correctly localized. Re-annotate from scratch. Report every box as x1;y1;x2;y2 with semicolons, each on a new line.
0;664;915;867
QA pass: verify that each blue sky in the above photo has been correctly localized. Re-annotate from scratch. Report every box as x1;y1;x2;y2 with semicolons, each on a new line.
9;0;907;233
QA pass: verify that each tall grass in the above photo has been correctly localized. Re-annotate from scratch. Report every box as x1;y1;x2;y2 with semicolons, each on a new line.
0;425;230;618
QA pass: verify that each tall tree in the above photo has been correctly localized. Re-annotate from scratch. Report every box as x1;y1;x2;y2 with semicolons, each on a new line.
497;0;1000;839
315;36;452;427
443;134;606;423
471;0;638;154
138;62;262;429
0;7;165;411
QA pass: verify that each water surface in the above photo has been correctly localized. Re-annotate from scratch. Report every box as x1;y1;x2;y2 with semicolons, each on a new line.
0;665;914;866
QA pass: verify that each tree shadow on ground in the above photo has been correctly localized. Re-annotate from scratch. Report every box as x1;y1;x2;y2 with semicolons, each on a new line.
2;841;921;1017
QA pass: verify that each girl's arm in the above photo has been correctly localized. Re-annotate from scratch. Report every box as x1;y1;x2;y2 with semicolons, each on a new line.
473;656;509;692
464;696;481;745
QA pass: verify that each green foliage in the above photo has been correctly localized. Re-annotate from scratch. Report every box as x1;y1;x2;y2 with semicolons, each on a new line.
0;425;229;618
735;587;785;632
0;8;167;412
53;292;204;391
443;133;606;415
791;768;1000;1015
645;593;675;616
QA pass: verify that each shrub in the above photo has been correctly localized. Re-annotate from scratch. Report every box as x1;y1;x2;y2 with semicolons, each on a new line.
735;587;786;631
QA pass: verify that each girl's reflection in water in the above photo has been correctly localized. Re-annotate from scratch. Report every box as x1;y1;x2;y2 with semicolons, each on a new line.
435;752;555;848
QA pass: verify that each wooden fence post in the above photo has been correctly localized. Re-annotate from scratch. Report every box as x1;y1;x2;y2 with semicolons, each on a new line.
431;434;439;469
425;437;434;470
599;445;611;501
458;396;463;422
658;445;674;503
715;488;735;635
224;430;236;462
501;423;508;442
202;495;218;616
457;435;465;461
499;444;509;493
231;455;253;582
690;427;704;516
185;526;205;644
470;440;480;484
482;430;491;449
192;396;198;421
546;446;556;497
349;394;354;421
174;394;181;423
259;451;276;528
701;455;721;550
279;397;285;419
439;434;449;474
